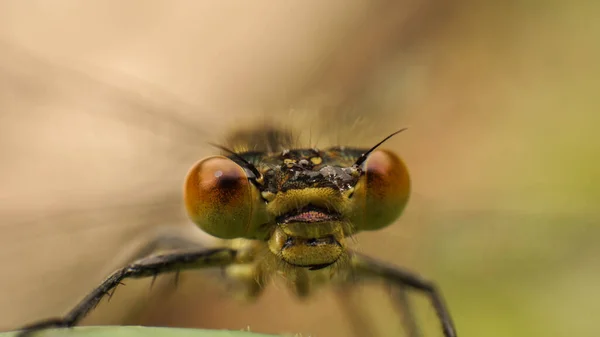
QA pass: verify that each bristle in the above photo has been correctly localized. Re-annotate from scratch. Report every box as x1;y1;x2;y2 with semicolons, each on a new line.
224;124;297;153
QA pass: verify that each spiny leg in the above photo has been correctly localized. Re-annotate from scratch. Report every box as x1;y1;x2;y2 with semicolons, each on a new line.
18;248;237;337
350;252;457;337
102;226;212;324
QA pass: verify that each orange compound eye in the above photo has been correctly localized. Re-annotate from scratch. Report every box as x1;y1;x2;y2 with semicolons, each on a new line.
184;156;268;240
349;149;411;232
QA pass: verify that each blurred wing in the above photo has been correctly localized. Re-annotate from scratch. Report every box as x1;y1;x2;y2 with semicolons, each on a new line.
0;42;219;329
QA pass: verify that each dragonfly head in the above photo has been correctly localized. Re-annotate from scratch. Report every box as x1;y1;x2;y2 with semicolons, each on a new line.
184;131;410;270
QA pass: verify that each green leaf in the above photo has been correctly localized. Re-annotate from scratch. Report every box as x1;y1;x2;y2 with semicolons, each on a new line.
1;326;281;337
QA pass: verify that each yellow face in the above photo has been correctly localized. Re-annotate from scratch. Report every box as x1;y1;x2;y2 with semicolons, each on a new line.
184;129;410;270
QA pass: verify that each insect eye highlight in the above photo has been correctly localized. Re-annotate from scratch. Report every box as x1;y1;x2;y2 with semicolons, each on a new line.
350;149;410;232
184;156;267;239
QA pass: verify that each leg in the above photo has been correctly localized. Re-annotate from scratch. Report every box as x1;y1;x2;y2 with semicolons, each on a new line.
107;225;211;269
350;252;457;337
94;226;213;325
18;248;237;336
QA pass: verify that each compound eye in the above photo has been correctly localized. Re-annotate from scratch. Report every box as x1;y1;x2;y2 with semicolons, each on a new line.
350;149;410;231
184;156;265;239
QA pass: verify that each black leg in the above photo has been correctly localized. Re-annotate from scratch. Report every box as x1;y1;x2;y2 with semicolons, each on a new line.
85;227;212;327
350;252;457;337
18;248;237;337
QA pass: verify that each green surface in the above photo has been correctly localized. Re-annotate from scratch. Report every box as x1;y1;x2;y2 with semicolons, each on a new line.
0;326;279;337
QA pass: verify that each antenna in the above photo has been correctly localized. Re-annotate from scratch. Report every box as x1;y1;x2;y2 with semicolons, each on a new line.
353;128;408;167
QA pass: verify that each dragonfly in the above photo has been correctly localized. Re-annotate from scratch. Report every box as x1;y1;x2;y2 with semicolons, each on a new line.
1;39;458;337
15;122;456;337
0;3;597;335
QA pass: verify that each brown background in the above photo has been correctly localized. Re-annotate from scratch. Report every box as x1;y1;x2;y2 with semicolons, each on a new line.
0;1;598;337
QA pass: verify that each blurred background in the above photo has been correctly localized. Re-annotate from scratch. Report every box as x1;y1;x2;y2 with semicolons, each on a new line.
0;1;598;337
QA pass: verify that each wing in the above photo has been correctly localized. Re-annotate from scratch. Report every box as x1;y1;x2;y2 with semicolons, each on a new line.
0;40;219;329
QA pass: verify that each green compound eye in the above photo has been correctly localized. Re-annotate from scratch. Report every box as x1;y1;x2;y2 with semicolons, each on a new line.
184;156;267;240
350;149;411;232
